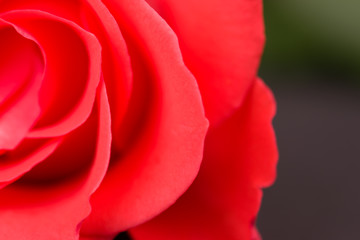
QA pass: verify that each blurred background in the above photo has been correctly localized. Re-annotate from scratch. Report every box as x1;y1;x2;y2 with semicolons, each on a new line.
257;0;360;239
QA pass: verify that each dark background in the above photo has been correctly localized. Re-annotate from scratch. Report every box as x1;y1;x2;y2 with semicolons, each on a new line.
257;1;360;239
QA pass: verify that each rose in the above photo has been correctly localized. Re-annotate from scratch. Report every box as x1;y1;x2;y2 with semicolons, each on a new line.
0;0;277;240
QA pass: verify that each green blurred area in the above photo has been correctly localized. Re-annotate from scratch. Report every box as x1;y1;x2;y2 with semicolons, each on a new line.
259;0;360;84
257;2;360;240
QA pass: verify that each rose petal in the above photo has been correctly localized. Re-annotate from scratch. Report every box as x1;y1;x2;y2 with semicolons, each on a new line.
80;236;115;240
81;0;133;150
0;82;111;240
1;10;102;138
0;137;63;189
80;0;208;236
147;0;265;125
0;19;44;150
0;0;133;148
0;23;40;103
0;0;83;22
21;77;107;182
252;227;262;240
130;79;277;240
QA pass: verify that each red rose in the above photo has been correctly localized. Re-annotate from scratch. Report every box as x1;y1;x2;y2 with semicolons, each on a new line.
0;0;277;240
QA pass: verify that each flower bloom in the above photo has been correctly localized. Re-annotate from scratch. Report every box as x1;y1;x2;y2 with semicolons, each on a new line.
0;0;277;239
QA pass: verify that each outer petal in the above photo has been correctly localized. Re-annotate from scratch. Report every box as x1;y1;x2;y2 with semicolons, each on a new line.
80;0;208;236
147;0;265;125
130;79;278;240
0;82;111;240
252;228;262;240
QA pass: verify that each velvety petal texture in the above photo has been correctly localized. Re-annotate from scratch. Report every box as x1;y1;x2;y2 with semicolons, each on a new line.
131;79;277;240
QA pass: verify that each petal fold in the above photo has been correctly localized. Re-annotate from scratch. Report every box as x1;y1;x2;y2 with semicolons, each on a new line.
1;9;102;138
0;137;62;189
147;0;265;125
130;79;277;240
0;19;44;150
81;0;208;236
0;82;111;240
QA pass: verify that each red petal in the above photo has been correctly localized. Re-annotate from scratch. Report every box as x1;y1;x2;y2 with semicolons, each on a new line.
1;10;102;138
147;0;265;125
82;0;132;151
80;0;208;236
0;0;86;23
251;228;262;240
80;235;116;240
0;137;62;189
130;79;277;240
0;82;111;239
0;1;133;148
0;19;44;150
